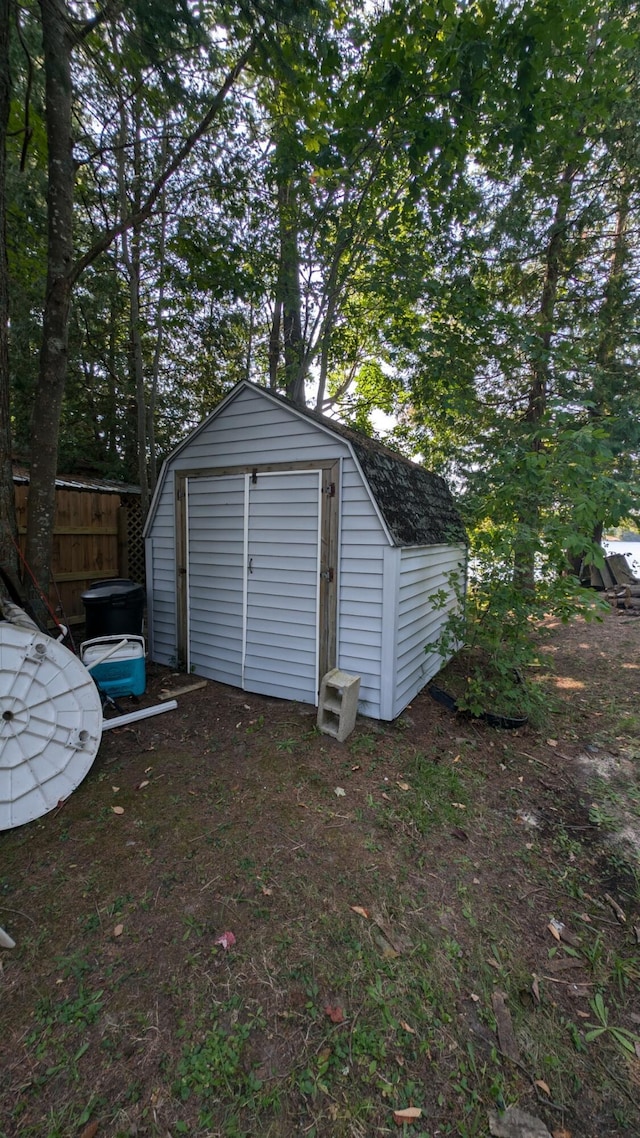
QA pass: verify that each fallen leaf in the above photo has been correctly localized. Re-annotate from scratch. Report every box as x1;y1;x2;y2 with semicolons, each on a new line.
576;1010;589;1019
381;792;390;801
318;1047;331;1063
492;990;520;1063
113;924;123;937
534;1079;551;1096
334;786;346;797
378;941;399;960
451;801;466;810
400;1020;416;1033
473;877;481;885
79;1123;99;1138
552;1130;572;1138
324;1005;344;1023
532;976;540;1003
144;766;153;774
393;1107;422;1125
214;931;236;950
350;905;369;919
451;827;469;841
351;764;360;771
546;739;558;747
397;781;410;791
470;993;480;1003
112;806;125;816
136;780;150;790
452;754;461;762
112;786;120;793
261;886;273;896
547;918;580;947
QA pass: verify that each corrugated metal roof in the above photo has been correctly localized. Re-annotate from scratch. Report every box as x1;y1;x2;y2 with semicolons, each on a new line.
12;465;140;495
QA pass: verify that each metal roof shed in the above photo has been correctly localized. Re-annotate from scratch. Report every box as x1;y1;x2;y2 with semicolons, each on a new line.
144;381;467;720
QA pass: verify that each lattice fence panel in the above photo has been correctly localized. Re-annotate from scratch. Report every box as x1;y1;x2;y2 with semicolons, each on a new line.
125;499;146;585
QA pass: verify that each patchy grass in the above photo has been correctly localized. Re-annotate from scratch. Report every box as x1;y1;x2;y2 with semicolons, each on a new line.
1;612;640;1137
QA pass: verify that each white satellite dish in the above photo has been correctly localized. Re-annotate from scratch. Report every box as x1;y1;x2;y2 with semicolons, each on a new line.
0;623;103;831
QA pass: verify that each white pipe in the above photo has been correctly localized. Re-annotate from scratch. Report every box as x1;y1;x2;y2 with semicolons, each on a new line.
101;700;178;731
84;639;128;672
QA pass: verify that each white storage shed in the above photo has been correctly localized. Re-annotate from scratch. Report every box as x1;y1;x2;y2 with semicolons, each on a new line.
144;381;467;720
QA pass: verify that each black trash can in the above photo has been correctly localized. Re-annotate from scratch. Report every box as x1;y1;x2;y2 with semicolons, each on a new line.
81;578;145;640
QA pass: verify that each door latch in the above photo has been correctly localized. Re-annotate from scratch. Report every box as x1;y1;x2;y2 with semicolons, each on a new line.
320;567;334;583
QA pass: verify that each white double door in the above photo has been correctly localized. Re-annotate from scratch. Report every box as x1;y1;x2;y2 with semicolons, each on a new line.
187;470;322;703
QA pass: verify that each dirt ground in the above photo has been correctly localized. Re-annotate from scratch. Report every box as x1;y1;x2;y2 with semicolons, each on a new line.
1;607;640;1138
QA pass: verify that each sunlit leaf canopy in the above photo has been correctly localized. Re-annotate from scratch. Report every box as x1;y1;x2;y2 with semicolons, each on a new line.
2;0;639;626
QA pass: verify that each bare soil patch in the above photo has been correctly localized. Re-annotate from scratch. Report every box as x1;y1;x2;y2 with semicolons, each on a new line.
1;609;639;1137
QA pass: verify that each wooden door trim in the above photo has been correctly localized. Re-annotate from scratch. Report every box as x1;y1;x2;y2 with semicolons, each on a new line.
176;462;340;688
175;471;188;667
319;461;340;683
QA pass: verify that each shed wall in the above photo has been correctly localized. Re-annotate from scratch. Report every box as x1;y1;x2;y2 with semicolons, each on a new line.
391;544;466;719
146;386;389;713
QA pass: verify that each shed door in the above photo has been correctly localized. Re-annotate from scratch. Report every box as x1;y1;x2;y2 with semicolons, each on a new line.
243;471;321;703
185;469;323;703
187;475;245;686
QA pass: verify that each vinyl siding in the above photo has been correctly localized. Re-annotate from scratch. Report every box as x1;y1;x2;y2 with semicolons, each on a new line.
145;382;462;719
391;544;466;718
337;462;385;717
147;386;390;713
172;386;354;470
243;472;320;703
146;480;177;665
188;475;245;685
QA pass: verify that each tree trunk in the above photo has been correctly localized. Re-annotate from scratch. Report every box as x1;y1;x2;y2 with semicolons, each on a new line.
514;163;574;594
25;0;74;614
23;11;256;603
268;299;282;388
0;0;18;579
148;132;169;497
590;187;630;545
273;127;305;405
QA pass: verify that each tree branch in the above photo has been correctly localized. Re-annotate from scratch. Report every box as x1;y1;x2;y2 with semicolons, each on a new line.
75;0;123;44
69;37;258;286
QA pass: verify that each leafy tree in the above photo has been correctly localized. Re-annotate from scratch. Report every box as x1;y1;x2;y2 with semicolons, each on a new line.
0;0;14;579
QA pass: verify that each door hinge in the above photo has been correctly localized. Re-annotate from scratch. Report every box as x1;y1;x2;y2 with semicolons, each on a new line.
320;567;335;583
251;468;258;484
322;482;336;497
176;488;185;501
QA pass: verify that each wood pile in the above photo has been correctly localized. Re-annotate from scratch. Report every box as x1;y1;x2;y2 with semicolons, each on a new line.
590;554;640;612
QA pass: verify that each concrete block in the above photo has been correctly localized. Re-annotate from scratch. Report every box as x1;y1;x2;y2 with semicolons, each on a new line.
317;668;361;742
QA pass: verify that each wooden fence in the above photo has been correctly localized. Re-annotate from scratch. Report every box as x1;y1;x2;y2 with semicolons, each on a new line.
14;482;144;626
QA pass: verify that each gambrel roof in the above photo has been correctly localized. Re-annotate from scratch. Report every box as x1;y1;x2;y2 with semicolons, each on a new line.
253;386;467;547
147;381;466;548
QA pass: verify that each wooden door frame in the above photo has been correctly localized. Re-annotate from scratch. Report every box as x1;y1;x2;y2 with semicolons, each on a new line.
175;460;340;690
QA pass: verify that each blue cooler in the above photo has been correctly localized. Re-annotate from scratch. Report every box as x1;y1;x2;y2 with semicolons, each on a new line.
81;635;146;697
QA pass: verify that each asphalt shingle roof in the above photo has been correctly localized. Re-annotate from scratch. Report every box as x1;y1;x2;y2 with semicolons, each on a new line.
262;387;467;547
